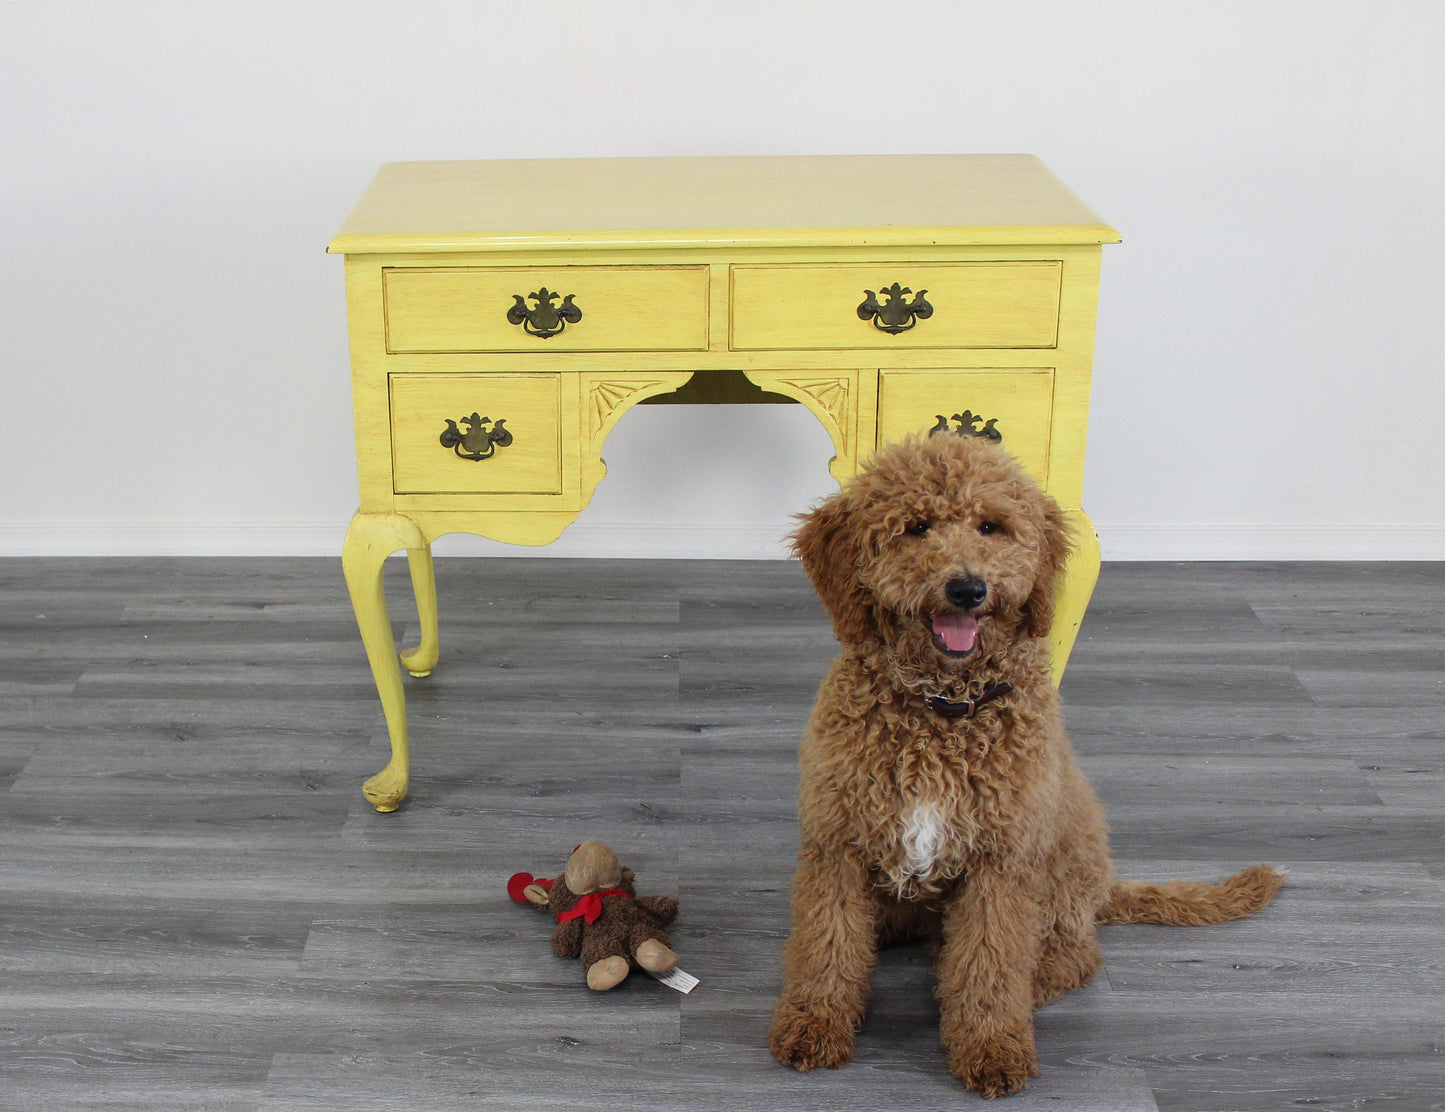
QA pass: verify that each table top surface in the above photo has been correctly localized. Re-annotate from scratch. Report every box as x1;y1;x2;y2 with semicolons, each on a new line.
328;154;1119;254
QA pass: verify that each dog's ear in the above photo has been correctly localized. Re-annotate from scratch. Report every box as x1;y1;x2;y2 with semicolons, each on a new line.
1022;495;1073;639
791;492;874;646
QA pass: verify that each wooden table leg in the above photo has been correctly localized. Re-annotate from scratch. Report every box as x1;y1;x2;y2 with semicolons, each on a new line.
1049;508;1101;686
400;544;439;678
342;511;427;812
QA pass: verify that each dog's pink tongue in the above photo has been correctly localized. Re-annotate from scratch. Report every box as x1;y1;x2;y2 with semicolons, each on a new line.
931;612;979;653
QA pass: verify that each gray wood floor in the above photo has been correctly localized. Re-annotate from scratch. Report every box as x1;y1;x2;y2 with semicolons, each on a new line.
1;557;1441;1111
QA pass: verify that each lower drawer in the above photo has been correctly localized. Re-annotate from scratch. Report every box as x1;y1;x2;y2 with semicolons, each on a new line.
389;374;562;495
876;369;1055;486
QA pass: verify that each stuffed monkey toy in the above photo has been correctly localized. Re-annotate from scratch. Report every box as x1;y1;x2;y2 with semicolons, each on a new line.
508;841;680;991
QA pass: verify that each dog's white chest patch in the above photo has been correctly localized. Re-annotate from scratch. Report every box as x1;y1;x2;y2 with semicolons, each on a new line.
899;801;950;887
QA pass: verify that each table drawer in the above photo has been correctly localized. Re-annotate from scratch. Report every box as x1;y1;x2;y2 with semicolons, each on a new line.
876;369;1055;485
383;266;709;353
730;262;1061;350
389;374;562;494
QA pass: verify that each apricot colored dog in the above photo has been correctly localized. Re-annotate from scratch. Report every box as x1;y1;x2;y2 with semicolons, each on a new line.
769;434;1283;1097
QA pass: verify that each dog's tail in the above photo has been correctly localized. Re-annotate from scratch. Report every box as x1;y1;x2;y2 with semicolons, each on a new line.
1097;865;1285;926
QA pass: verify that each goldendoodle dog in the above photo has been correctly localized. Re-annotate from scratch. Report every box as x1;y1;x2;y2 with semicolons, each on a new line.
769;432;1283;1098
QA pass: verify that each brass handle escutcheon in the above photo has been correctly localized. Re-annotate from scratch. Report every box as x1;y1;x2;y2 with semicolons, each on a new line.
857;283;933;334
929;411;1002;443
506;287;581;339
440;413;514;460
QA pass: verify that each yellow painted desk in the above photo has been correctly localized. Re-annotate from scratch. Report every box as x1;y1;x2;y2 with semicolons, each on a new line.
328;155;1119;812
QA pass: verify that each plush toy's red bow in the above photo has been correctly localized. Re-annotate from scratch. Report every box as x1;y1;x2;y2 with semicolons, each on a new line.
507;870;631;925
556;888;632;925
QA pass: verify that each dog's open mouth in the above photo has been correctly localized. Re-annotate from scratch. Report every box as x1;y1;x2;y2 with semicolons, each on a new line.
928;611;979;657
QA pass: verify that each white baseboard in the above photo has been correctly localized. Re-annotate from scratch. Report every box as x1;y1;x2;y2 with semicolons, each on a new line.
0;521;796;560
430;523;795;560
1100;526;1445;561
0;522;355;558
1;521;1441;561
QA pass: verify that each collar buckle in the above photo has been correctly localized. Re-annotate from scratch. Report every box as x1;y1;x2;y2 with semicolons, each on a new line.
924;681;1014;719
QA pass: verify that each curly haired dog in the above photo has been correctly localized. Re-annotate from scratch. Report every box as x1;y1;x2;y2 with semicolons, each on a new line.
769;433;1284;1098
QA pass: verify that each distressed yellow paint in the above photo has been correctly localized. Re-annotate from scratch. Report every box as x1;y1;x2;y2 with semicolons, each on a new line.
875;369;1057;487
331;155;1117;810
1051;510;1103;686
578;372;695;511
730;262;1062;351
743;370;861;486
400;545;439;680
341;511;427;812
328;155;1119;254
383;265;709;353
389;374;563;495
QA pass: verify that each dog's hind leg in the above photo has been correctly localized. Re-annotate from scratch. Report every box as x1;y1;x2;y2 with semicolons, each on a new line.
1034;817;1109;1005
770;844;879;1072
1033;917;1102;1006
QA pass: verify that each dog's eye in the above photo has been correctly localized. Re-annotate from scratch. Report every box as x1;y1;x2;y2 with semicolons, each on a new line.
978;521;1000;536
905;521;932;537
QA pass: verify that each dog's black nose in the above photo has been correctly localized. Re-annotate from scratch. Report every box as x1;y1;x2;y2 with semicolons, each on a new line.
945;577;988;611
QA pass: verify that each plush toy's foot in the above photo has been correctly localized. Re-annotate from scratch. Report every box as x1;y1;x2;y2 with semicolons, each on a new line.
586;956;630;991
634;939;678;974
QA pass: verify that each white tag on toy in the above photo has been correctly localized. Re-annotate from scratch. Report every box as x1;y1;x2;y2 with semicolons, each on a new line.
648;966;699;994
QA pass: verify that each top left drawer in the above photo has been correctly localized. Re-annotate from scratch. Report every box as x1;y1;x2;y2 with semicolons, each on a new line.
382;265;709;354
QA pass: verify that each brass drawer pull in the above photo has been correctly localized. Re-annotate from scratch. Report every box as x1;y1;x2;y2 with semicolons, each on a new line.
929;411;1002;443
506;287;582;339
440;413;514;460
857;283;933;334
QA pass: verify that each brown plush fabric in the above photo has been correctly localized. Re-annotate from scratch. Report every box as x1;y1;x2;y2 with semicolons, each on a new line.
544;843;679;979
768;435;1284;1097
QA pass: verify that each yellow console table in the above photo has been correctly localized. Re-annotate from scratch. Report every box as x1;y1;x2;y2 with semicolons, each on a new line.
328;155;1118;812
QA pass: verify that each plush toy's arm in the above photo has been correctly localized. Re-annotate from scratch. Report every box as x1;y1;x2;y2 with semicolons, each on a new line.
635;895;679;924
507;871;553;909
550;917;584;959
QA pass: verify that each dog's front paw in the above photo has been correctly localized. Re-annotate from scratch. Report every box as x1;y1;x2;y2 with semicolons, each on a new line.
769;1004;855;1072
946;1023;1039;1098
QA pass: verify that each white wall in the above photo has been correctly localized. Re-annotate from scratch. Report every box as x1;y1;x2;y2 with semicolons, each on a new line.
2;1;1441;560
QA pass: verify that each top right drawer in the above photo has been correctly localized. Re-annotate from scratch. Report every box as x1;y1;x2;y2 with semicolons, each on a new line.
729;262;1061;351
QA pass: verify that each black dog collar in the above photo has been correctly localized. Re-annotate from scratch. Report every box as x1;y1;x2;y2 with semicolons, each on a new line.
923;681;1014;719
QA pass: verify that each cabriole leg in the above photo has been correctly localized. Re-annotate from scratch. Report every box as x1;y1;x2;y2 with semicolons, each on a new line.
1049;508;1102;686
342;511;427;812
400;544;439;678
